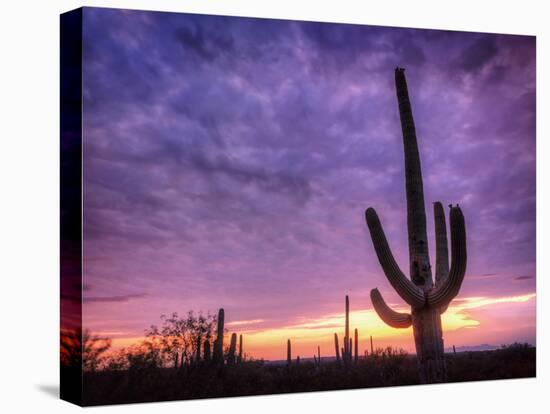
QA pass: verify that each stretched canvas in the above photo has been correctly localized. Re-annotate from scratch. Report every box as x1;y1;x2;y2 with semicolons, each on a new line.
60;6;536;406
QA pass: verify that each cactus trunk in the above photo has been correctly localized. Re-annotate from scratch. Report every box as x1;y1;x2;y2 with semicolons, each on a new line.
412;307;445;382
334;333;340;362
395;68;432;289
203;340;211;361
396;68;444;382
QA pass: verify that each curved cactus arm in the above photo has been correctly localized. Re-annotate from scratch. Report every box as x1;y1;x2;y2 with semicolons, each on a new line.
370;288;412;328
365;208;425;308
427;206;467;308
433;201;449;284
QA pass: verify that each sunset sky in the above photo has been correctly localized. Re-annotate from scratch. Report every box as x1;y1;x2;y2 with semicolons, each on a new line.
80;8;536;360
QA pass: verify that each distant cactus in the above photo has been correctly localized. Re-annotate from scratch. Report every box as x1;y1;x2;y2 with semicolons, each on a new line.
227;333;237;364
238;334;243;363
370;335;374;356
344;295;350;363
364;68;467;383
317;345;321;365
334;333;340;362
453;345;456;355
287;339;292;366
174;352;179;369
354;328;359;364
213;308;225;364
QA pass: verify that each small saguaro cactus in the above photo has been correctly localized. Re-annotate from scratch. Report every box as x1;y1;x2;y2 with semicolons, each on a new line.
238;334;243;363
364;68;467;383
174;352;179;369
213;308;225;364
334;333;340;362
227;333;237;365
287;339;292;366
370;335;374;356
317;345;321;365
344;295;350;363
354;328;359;364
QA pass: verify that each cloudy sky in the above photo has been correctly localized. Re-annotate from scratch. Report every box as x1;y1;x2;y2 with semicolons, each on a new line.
81;7;535;359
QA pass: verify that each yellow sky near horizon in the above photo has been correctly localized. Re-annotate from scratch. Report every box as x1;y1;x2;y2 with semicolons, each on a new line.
103;292;536;360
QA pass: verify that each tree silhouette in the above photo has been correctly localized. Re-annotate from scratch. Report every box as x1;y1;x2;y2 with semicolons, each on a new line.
60;329;112;372
145;311;216;366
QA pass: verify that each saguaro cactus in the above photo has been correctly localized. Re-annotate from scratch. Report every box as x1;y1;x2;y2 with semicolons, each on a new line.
317;345;321;365
334;333;340;362
344;295;350;363
365;68;467;383
238;334;243;363
354;328;359;364
370;335;374;355
213;308;225;364
228;333;237;365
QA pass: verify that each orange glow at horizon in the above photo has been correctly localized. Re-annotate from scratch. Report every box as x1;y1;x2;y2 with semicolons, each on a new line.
105;292;536;361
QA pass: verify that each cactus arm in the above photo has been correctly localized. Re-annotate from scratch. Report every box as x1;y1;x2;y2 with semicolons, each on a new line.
427;206;467;308
370;288;412;328
433;202;449;284
365;208;425;307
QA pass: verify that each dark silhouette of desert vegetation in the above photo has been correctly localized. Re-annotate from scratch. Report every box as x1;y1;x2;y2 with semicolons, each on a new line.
74;306;534;406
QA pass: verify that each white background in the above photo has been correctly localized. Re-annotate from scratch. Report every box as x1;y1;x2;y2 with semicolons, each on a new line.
0;0;547;412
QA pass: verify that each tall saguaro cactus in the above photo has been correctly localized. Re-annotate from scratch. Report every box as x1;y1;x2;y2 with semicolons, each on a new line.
354;328;359;364
334;333;340;362
344;295;350;363
213;308;225;364
365;68;467;383
238;334;243;363
228;333;237;365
